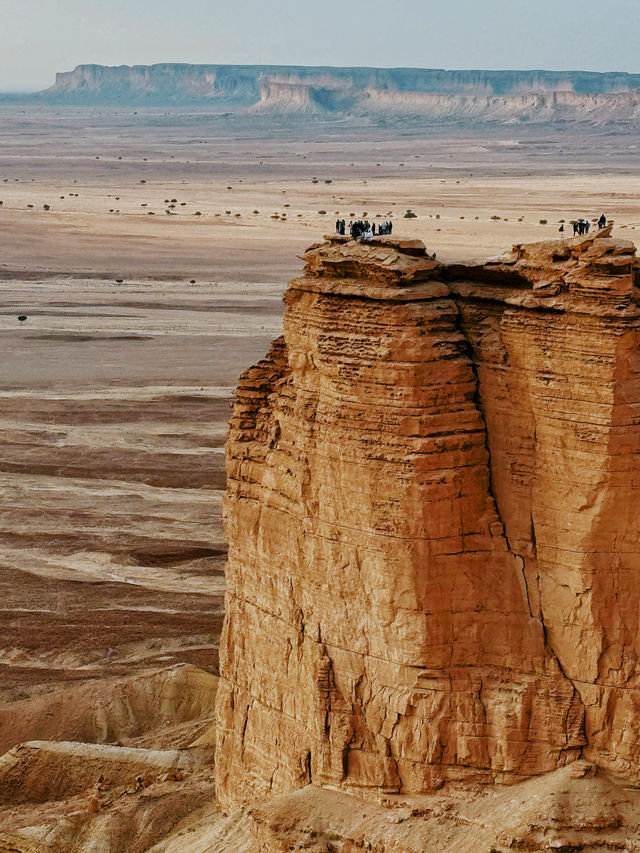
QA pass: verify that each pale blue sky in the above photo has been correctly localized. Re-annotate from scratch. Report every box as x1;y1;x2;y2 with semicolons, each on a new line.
1;0;639;91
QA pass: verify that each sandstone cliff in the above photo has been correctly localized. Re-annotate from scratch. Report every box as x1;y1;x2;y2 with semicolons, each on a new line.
36;64;640;125
216;228;640;810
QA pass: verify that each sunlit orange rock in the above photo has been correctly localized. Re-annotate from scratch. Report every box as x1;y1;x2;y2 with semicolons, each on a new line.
216;229;640;808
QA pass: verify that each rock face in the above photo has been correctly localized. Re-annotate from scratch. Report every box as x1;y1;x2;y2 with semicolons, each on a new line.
216;229;640;808
39;65;640;125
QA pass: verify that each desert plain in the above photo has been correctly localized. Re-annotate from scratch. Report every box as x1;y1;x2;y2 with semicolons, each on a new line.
2;105;640;848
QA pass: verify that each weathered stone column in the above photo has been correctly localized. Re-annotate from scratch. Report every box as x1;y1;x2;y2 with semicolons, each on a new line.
215;237;584;808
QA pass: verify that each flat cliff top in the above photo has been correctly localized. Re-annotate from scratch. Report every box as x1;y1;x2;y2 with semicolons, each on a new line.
46;64;640;95
295;228;639;315
30;65;640;124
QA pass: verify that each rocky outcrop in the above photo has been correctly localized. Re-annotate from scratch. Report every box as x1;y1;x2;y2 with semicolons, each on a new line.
216;229;640;809
38;65;640;125
220;762;640;853
353;87;640;124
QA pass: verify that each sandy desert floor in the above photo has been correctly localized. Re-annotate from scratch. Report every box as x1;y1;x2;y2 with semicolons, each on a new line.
2;105;640;848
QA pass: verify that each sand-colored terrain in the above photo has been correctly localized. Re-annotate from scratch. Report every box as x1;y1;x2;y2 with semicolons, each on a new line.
2;105;640;848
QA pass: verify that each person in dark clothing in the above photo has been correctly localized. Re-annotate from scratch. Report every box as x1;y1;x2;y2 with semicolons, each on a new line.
584;220;590;234
559;224;565;234
340;219;346;235
598;214;607;229
573;221;579;236
336;219;341;233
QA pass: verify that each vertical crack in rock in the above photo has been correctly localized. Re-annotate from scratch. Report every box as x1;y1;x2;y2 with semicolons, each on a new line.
458;313;537;624
217;231;640;809
448;228;640;778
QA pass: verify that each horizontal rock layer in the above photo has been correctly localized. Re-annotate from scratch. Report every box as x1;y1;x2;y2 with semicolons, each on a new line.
216;231;640;807
36;65;640;124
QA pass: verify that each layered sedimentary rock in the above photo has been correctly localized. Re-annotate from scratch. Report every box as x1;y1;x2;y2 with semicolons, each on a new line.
47;65;640;103
448;232;640;779
216;229;640;807
38;65;640;125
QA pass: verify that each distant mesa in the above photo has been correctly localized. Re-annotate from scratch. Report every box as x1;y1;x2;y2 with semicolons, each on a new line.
21;63;640;125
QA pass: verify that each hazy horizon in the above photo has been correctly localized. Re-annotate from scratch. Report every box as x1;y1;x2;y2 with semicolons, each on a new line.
1;0;639;93
8;61;640;96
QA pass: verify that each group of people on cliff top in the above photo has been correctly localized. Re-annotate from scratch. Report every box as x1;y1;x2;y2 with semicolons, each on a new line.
560;214;607;236
335;218;393;240
338;213;609;240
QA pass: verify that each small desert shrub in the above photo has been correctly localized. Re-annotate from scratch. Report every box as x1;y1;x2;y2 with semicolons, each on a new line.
539;219;548;225
491;215;501;221
43;204;50;210
318;210;327;215
404;209;417;218
194;211;202;216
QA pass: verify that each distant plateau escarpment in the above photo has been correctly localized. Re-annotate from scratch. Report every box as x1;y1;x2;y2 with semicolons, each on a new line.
32;63;640;125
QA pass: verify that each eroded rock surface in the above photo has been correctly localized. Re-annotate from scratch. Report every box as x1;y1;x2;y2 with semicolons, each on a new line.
217;229;640;808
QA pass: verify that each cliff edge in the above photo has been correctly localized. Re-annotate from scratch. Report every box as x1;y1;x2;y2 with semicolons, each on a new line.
35;65;640;124
216;229;640;811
